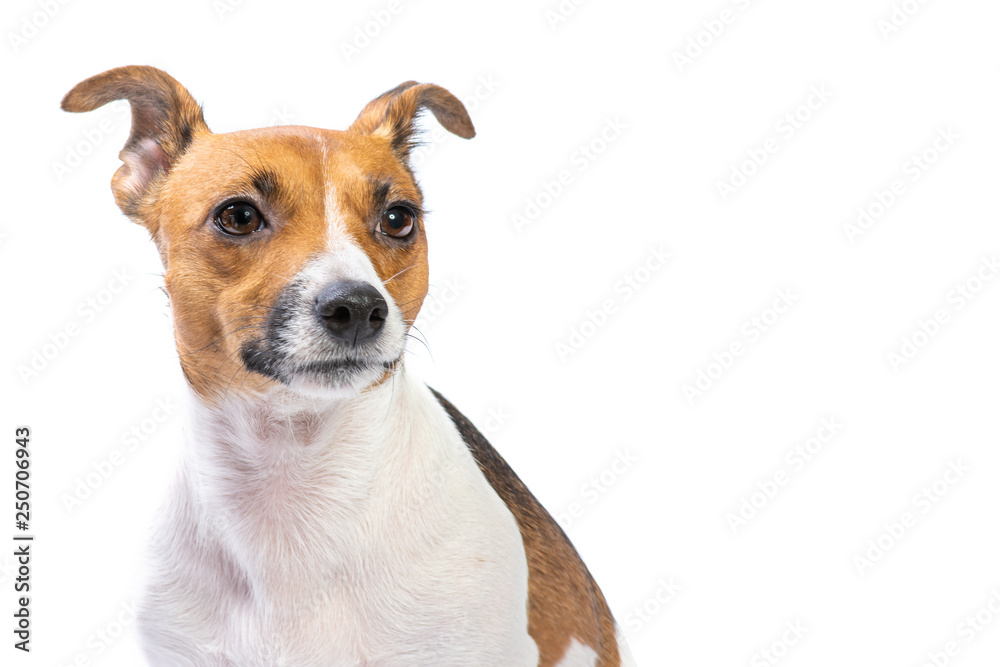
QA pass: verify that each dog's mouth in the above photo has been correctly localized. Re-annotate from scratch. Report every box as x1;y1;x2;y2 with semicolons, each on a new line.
291;356;399;381
296;358;396;374
241;341;400;396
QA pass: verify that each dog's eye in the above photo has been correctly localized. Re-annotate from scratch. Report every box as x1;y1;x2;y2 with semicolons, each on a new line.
217;202;264;236
379;207;414;238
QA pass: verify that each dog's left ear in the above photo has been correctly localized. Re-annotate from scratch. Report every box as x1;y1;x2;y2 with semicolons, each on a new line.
349;81;475;159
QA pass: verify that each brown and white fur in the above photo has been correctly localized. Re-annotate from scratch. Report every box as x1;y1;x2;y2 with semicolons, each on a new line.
62;66;635;667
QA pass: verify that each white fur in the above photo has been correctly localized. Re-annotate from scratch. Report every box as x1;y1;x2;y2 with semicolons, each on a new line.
138;193;538;664
551;628;636;666
554;638;597;667
138;370;539;666
319;135;345;238
616;625;638;667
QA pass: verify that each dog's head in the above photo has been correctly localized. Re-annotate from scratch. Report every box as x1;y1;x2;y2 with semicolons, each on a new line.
62;66;474;401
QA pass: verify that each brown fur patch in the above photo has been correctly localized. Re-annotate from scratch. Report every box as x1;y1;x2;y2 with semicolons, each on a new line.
431;390;623;666
350;81;475;159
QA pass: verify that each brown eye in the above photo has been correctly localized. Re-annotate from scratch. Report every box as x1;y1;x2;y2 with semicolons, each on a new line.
217;202;264;236
380;206;414;238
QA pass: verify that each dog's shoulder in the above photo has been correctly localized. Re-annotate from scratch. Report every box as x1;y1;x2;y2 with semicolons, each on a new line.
429;388;624;667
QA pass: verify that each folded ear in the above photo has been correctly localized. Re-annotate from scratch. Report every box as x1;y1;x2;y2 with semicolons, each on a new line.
349;81;474;159
61;66;209;217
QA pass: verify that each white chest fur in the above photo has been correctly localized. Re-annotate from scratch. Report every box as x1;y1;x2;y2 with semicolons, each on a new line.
137;371;539;666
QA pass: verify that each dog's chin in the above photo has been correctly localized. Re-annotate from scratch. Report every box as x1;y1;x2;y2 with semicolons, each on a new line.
281;358;395;399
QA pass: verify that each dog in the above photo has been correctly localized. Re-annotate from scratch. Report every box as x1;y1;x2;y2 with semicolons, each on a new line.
63;66;635;666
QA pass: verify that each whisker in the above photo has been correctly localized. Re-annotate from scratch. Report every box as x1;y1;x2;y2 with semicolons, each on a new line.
404;325;432;359
384;263;417;285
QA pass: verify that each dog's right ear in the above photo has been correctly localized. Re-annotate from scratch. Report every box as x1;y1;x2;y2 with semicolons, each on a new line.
349;81;474;161
61;66;209;218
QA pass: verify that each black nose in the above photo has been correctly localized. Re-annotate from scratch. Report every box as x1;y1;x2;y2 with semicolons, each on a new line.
314;281;388;346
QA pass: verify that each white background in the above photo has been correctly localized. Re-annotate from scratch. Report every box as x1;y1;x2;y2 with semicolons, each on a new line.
3;0;1000;665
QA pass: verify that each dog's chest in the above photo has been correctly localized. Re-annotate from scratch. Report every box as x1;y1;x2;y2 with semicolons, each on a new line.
141;378;539;666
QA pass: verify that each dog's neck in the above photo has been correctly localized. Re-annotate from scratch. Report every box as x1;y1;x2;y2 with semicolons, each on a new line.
190;370;404;469
179;366;447;597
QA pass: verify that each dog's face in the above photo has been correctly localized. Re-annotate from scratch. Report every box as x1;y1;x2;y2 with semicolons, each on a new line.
62;67;474;401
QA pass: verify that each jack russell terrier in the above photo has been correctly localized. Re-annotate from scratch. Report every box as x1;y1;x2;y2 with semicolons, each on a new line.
62;66;635;667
